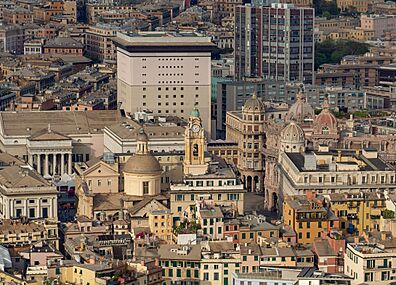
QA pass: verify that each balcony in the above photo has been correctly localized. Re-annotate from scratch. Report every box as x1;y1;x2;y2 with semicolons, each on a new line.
363;265;390;271
347;214;358;220
377;264;391;269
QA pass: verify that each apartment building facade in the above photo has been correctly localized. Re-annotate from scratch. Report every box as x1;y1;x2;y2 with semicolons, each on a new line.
235;3;314;84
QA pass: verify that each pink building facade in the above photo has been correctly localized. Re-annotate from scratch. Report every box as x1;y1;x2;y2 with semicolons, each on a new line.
361;14;396;38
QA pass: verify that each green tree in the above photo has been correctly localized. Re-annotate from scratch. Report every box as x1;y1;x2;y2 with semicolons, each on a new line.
314;0;340;16
383;210;395;219
315;40;369;69
353;110;369;118
323;11;332;19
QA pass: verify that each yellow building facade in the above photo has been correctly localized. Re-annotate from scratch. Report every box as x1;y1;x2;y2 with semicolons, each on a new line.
329;29;374;41
326;192;386;234
283;194;333;244
148;210;173;244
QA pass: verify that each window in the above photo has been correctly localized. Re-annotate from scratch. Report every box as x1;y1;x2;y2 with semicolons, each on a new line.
29;208;35;218
203;273;209;281
214;273;219;280
143;181;149;194
42;208;48;218
168;269;173;277
176;269;181;277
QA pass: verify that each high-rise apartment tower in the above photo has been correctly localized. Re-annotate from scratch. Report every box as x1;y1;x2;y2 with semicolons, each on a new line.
235;3;314;84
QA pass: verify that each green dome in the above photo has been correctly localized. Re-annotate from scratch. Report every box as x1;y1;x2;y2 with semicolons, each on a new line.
190;107;200;118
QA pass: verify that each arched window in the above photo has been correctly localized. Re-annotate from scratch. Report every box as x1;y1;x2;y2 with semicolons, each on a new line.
193;144;199;157
322;127;329;135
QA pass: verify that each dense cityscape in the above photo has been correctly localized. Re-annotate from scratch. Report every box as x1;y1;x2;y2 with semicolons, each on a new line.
0;0;396;284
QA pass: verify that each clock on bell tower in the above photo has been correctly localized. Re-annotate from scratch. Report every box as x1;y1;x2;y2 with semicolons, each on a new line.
184;106;208;176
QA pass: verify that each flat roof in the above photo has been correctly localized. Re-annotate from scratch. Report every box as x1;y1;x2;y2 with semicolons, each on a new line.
113;31;216;53
0;110;120;137
285;150;392;172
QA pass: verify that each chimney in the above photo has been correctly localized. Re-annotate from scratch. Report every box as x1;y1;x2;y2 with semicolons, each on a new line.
381;231;387;241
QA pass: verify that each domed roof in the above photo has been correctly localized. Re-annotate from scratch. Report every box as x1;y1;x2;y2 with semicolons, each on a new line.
285;87;315;123
243;93;265;113
123;154;162;174
281;121;305;143
123;128;161;175
314;97;337;132
190;106;200;118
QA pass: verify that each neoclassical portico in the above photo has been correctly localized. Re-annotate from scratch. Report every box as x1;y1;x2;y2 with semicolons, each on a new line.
27;126;73;178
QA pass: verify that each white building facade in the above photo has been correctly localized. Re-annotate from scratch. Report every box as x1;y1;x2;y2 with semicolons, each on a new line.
344;243;396;285
115;31;216;135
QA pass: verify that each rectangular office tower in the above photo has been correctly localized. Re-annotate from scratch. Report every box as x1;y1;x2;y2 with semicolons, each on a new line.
115;32;216;134
235;3;314;84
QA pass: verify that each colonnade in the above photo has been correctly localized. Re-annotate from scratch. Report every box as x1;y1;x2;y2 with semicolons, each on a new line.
28;152;72;177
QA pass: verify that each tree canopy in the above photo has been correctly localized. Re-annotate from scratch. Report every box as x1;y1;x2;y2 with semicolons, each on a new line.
315;40;370;69
313;0;340;16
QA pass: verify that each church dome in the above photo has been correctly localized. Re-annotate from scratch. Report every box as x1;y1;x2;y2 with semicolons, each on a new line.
123;154;162;174
314;98;337;133
280;121;305;153
123;129;161;175
285;86;315;123
281;121;305;143
243;93;265;113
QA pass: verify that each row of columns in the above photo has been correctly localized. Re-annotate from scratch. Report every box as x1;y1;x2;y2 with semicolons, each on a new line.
28;153;72;177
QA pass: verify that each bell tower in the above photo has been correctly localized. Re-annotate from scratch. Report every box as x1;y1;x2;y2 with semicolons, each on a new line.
184;106;208;176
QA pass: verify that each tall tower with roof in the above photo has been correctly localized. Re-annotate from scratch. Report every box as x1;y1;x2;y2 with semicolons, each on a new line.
183;106;208;176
